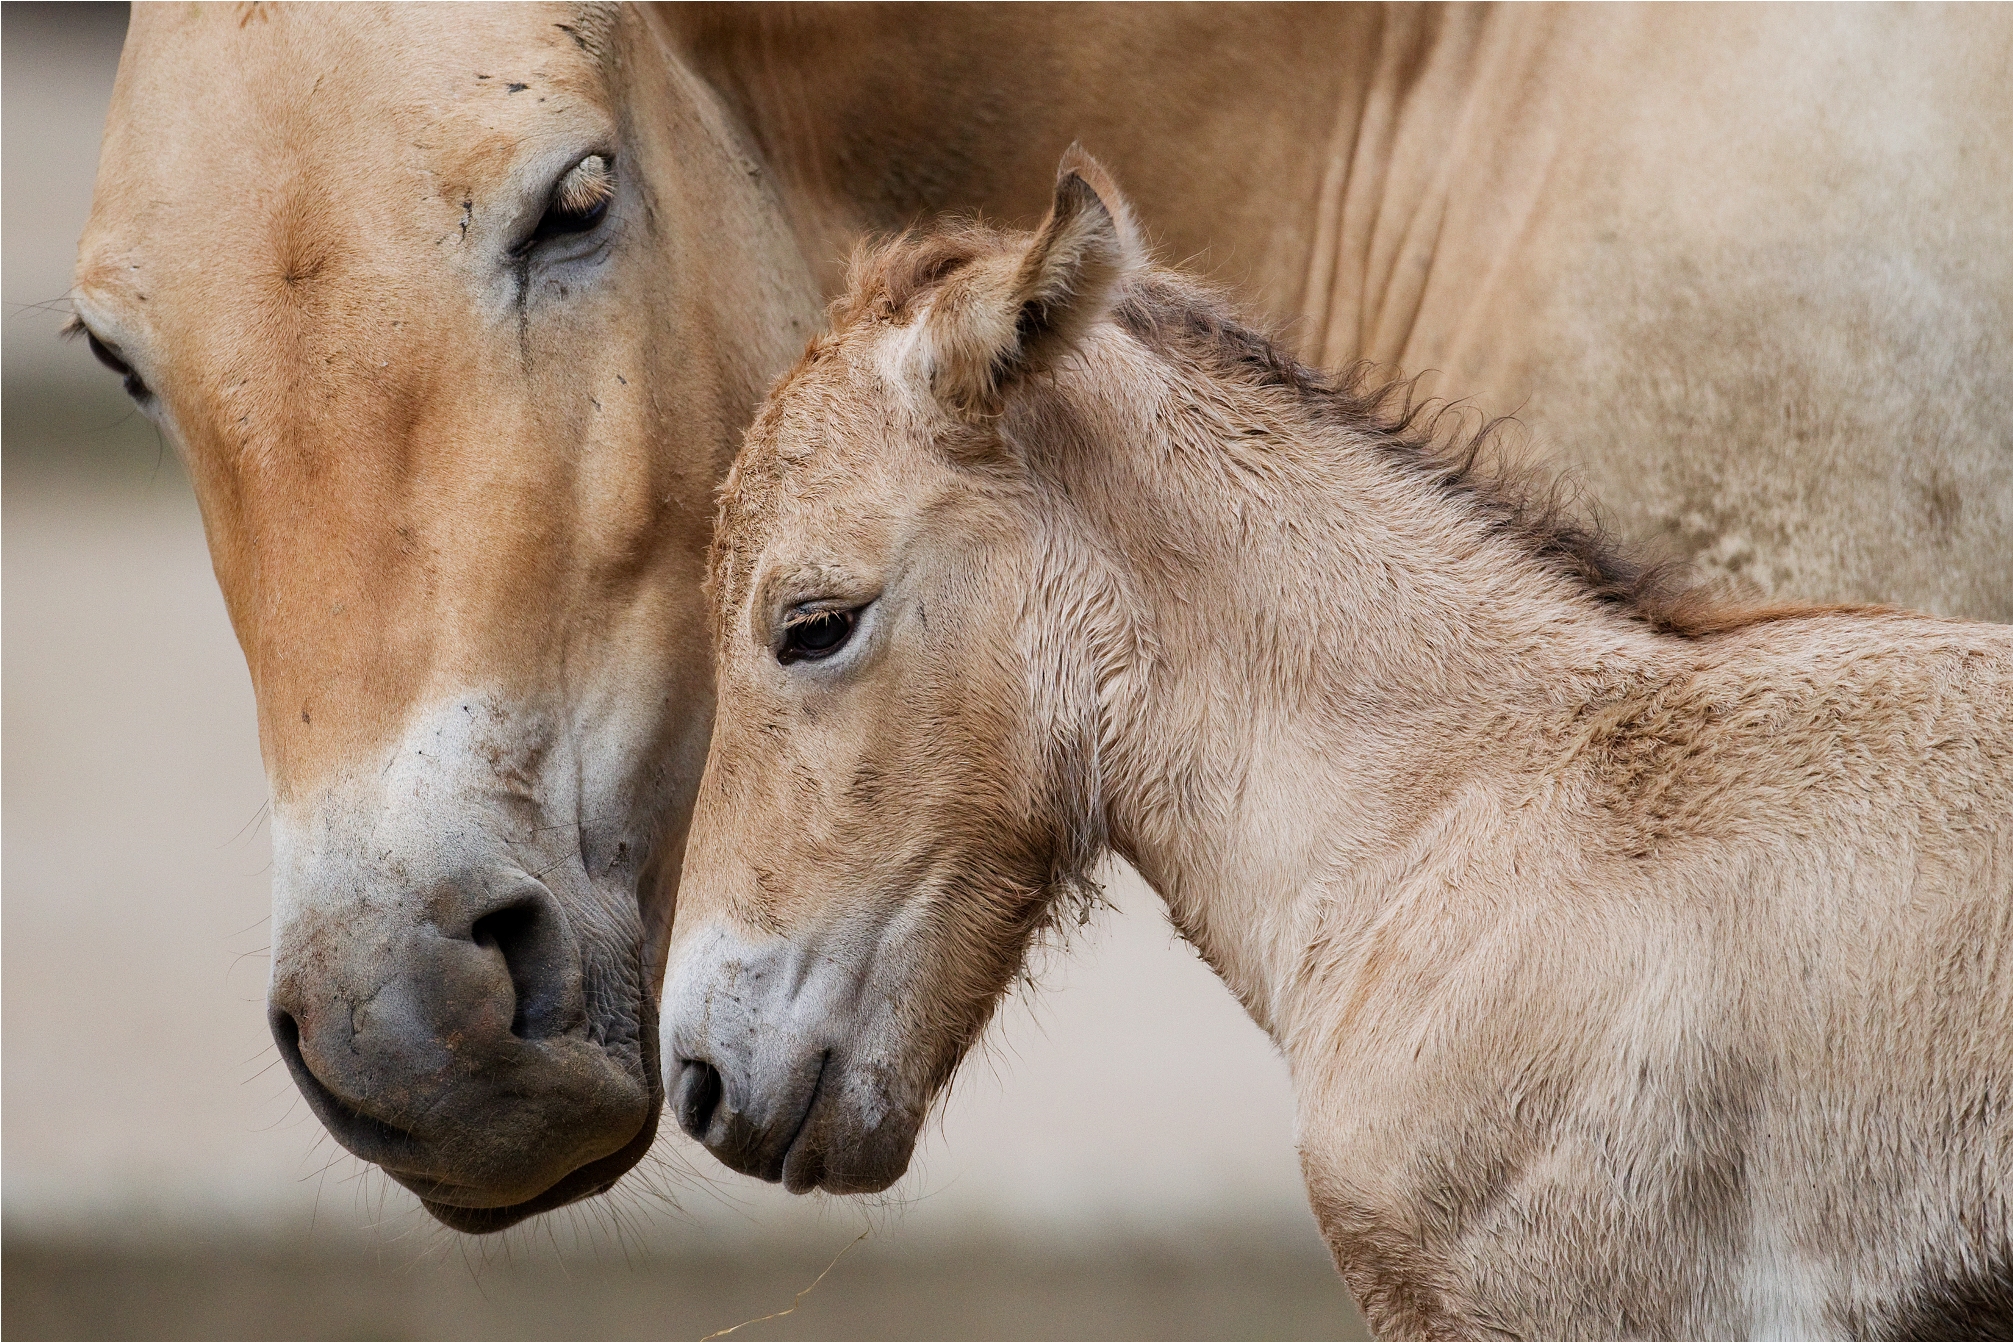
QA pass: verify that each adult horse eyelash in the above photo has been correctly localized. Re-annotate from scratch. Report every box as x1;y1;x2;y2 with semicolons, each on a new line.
64;315;151;400
521;153;615;251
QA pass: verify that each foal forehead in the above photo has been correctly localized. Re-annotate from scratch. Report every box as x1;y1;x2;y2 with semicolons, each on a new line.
714;317;972;620
748;334;921;481
717;347;922;579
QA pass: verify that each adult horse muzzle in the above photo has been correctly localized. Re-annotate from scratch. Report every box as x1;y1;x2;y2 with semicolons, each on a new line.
263;700;669;1232
268;871;661;1232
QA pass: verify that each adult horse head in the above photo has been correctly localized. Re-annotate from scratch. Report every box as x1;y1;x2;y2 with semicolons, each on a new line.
69;3;816;1230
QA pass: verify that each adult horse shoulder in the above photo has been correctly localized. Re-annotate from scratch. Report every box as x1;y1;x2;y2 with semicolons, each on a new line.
72;2;2010;1230
678;2;2013;618
664;152;2013;1341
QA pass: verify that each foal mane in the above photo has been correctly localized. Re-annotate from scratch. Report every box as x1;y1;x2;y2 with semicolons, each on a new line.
1110;278;1857;640
818;226;1863;640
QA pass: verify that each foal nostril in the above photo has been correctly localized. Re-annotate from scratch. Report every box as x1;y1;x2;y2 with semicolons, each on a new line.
673;1059;724;1142
471;899;572;1040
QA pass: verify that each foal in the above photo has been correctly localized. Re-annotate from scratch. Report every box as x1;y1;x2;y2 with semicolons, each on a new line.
663;151;2013;1340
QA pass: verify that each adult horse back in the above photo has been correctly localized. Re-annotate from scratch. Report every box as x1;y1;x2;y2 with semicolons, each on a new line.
70;2;2011;1230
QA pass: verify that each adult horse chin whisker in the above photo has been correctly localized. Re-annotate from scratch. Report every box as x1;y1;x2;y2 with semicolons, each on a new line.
634;1141;709;1207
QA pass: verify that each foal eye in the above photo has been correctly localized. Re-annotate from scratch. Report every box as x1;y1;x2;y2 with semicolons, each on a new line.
778;609;856;665
528;154;614;246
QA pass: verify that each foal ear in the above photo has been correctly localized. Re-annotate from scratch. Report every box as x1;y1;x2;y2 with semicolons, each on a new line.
1011;146;1144;374
934;145;1144;415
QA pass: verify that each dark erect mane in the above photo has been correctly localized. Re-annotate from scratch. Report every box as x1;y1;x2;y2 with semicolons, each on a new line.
830;227;1865;639
1111;276;1837;639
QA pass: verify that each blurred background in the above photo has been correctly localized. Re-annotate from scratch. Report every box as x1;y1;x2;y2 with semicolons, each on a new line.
1;5;1365;1338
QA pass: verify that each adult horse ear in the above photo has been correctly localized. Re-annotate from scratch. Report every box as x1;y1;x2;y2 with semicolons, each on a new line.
932;144;1144;416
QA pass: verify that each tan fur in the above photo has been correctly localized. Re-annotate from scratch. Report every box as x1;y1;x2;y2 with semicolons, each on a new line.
669;157;2013;1340
677;2;2013;619
68;2;823;1228
74;4;2011;1228
553;153;615;213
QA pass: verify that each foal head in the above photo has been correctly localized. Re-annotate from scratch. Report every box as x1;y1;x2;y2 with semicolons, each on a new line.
662;149;1148;1192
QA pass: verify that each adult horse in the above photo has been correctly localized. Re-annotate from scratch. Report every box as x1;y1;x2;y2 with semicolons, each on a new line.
69;3;2011;1231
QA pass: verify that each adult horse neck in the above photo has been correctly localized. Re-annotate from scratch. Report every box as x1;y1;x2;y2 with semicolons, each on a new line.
70;3;2010;1230
685;3;2012;621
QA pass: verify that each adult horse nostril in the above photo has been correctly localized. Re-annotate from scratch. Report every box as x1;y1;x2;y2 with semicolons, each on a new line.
269;1005;307;1073
264;888;645;1224
471;899;571;1040
673;1059;724;1142
266;1003;417;1161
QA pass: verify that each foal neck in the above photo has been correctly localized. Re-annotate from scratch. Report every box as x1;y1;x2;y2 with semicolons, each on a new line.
1035;286;1680;1040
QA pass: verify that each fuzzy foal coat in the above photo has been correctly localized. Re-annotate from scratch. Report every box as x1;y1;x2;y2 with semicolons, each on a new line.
1090;291;2013;1341
678;159;2013;1340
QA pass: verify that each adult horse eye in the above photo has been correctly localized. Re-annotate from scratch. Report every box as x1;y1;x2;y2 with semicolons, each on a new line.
529;153;614;245
83;329;149;400
778;610;856;665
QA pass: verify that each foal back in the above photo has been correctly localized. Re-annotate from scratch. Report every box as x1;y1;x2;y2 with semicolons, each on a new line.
1295;615;2013;1341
